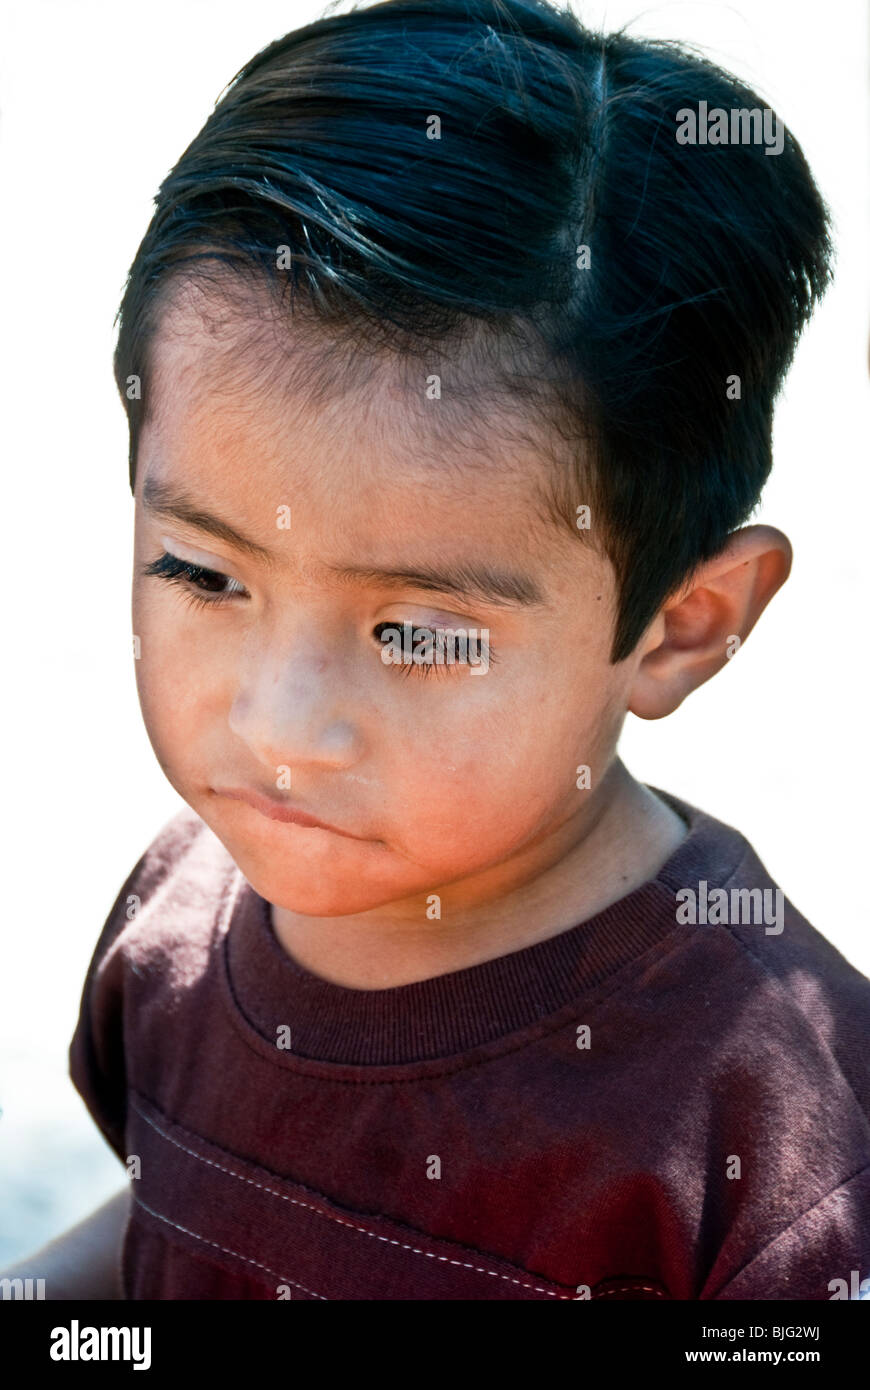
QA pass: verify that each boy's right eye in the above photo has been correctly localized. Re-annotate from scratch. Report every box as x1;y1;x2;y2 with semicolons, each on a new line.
139;551;248;607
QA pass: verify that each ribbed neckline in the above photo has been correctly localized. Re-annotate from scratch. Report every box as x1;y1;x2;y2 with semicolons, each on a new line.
222;787;749;1067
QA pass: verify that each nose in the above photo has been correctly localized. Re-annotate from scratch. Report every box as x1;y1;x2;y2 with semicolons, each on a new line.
228;640;361;774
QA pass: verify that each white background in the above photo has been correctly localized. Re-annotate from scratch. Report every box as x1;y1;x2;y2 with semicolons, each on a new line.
0;0;867;1263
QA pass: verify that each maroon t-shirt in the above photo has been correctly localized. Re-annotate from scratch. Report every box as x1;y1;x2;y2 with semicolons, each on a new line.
68;789;870;1300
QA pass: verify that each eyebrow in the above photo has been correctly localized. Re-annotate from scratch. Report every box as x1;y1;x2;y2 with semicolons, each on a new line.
143;475;277;565
142;474;548;611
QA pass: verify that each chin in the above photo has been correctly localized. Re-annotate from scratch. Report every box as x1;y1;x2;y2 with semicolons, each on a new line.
225;842;396;916
257;876;403;918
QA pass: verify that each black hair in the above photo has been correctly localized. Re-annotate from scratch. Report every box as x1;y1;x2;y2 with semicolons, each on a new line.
113;0;834;661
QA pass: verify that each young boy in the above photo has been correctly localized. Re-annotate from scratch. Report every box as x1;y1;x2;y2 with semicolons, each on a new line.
6;0;869;1300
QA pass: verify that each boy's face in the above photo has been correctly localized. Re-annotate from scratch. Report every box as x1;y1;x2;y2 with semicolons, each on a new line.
132;292;643;919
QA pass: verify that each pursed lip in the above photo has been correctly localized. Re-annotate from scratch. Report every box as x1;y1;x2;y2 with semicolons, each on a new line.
214;786;367;839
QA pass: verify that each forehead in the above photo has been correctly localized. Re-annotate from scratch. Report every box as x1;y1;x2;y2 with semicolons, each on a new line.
139;278;585;578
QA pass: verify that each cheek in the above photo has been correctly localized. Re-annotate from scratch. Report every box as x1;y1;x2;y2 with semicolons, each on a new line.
386;676;615;863
132;583;222;775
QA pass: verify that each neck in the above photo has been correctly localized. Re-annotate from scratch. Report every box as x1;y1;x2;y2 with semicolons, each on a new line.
270;759;688;989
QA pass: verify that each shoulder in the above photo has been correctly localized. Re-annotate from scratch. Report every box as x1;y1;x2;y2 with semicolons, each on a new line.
69;805;241;1158
78;805;241;1007
659;790;870;1030
716;839;870;1118
653;790;870;1118
124;803;232;904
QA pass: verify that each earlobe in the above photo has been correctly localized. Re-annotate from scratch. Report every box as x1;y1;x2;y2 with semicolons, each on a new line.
626;525;792;721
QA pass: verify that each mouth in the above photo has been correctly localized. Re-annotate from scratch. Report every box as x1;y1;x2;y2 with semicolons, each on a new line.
212;786;368;840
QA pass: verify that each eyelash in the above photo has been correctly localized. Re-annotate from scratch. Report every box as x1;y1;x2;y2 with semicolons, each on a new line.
140;552;247;611
140;552;497;678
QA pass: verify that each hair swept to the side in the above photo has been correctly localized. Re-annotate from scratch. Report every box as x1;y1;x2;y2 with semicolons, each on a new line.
113;0;834;661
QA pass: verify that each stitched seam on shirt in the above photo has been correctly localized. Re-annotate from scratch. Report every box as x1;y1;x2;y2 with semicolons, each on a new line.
708;1160;870;1298
130;1096;572;1299
593;1284;666;1298
130;1192;327;1300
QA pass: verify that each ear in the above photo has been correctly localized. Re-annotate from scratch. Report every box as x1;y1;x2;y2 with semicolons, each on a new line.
627;525;792;720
